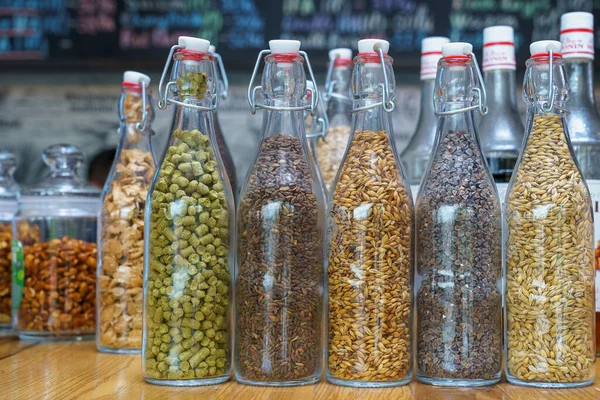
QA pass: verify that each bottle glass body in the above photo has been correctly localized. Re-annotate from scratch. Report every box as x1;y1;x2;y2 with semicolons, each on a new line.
563;59;600;356
326;52;414;387
479;68;524;200
504;54;596;387
13;145;100;341
213;112;237;197
235;52;326;386
401;78;436;195
415;56;502;386
0;151;18;333
142;51;235;385
97;86;157;353
315;63;352;195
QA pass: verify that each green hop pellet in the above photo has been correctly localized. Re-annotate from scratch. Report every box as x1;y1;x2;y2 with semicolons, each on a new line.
144;126;231;382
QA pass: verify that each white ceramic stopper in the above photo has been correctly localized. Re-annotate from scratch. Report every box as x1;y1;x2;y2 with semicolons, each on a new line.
123;71;151;86
178;36;210;53
530;40;561;56
329;48;352;60
269;40;301;54
358;39;389;54
442;42;473;57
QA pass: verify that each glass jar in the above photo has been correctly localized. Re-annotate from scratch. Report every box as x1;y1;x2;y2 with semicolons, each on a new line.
0;150;19;333
559;11;600;357
479;26;523;201
504;40;596;388
401;37;449;196
235;40;326;386
142;37;235;386
97;71;157;354
326;39;413;387
314;48;353;195
208;45;237;196
415;42;502;386
12;144;100;341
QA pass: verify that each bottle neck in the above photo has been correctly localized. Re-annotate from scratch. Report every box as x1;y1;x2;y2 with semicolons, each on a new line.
415;79;436;133
565;58;597;109
326;66;352;124
484;69;518;113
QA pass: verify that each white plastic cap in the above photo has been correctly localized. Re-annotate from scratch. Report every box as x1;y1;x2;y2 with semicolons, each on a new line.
483;26;514;44
422;37;449;54
358;39;389;54
561;11;593;30
208;45;216;54
329;48;352;60
530;40;561;56
269;40;301;54
178;36;210;53
442;42;473;57
123;71;151;86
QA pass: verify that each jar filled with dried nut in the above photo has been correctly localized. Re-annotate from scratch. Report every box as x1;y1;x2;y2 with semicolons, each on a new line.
505;40;596;388
327;39;413;388
0;150;19;333
143;37;235;386
314;48;352;195
415;42;502;387
13;145;100;341
97;71;156;354
235;40;326;386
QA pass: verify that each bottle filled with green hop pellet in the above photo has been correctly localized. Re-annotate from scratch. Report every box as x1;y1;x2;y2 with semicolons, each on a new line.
142;36;235;386
235;40;326;386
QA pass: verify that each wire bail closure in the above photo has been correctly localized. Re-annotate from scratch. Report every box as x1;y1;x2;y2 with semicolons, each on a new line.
434;50;489;117
118;78;149;132
350;44;395;114
157;44;218;112
213;51;229;100
322;55;351;104
247;49;320;115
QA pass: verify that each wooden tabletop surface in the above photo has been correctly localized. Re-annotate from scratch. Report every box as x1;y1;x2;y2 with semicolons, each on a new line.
1;336;600;400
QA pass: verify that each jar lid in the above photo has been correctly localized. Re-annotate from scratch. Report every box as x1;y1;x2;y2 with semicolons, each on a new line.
20;144;100;198
0;149;19;200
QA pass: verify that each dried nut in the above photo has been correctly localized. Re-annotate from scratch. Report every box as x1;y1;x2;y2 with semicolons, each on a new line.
316;125;351;194
144;127;230;381
0;223;12;324
98;148;154;350
505;114;595;384
16;235;97;334
236;133;323;382
328;129;413;383
416;129;502;381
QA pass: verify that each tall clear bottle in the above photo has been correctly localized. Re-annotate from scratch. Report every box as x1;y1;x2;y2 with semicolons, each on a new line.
504;40;595;388
305;80;328;193
479;26;524;200
97;71;156;353
401;37;449;196
560;11;600;357
208;45;237;196
142;36;234;386
314;48;353;195
415;42;502;387
326;39;413;387
0;150;18;333
235;40;325;386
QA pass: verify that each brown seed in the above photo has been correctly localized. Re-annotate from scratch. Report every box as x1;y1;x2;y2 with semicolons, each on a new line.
505;113;595;384
328;129;413;383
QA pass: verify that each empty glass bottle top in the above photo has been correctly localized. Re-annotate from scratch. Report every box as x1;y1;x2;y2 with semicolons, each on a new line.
0;150;19;199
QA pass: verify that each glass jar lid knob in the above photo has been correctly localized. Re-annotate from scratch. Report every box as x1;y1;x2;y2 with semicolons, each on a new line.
42;144;85;175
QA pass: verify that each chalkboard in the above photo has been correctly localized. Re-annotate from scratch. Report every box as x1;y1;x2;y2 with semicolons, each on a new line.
1;0;599;71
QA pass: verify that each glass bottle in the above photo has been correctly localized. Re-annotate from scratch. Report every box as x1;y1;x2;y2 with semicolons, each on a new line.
12;144;100;341
235;40;325;386
0;150;18;333
504;40;595;388
415;42;502;386
479;25;524;201
305;80;328;193
97;71;156;354
560;11;600;357
142;36;235;386
314;48;353;195
208;45;237;196
401;37;450;196
326;39;413;387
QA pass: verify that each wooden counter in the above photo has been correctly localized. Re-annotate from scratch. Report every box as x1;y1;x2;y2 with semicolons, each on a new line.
1;337;599;400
